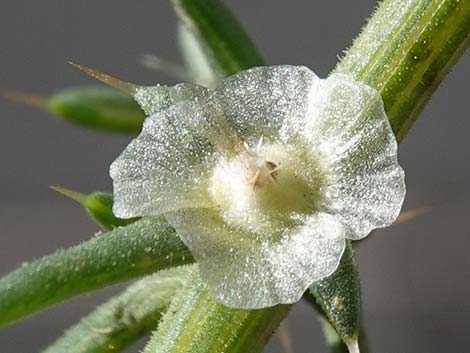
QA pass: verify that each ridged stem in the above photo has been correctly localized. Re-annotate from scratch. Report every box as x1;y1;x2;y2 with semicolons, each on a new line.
335;0;470;140
144;268;291;353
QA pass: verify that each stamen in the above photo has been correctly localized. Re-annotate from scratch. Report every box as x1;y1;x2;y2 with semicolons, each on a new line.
248;170;261;189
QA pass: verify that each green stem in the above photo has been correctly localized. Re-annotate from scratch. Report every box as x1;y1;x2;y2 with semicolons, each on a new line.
0;218;193;327
335;0;470;140
41;267;189;353
144;268;291;353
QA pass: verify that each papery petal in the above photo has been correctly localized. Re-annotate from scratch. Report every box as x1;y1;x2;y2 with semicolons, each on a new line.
306;74;405;239
110;89;234;218
165;208;346;309
210;65;320;145
133;83;207;116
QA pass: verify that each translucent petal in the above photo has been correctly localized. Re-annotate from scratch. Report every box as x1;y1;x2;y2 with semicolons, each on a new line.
210;65;320;146
165;208;346;309
133;83;207;116
110;93;231;218
305;74;405;239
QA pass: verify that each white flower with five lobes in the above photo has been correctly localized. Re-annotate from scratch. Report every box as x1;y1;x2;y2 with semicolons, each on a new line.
107;65;405;309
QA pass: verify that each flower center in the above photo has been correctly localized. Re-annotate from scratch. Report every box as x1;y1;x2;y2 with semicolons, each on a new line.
209;138;319;234
242;138;280;189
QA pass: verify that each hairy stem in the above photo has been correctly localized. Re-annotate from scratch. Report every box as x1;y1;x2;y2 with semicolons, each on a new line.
0;218;193;327
144;268;291;353
335;0;470;140
41;267;190;353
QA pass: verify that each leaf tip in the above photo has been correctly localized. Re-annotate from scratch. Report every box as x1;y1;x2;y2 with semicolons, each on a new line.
2;91;49;110
395;206;432;225
50;186;88;205
69;61;137;95
346;338;360;353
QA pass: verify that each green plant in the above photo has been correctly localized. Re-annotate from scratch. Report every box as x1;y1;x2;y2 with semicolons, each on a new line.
1;1;469;352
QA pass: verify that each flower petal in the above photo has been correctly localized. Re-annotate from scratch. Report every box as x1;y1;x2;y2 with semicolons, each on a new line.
307;74;405;239
210;65;320;145
133;83;207;116
110;88;234;218
165;208;346;309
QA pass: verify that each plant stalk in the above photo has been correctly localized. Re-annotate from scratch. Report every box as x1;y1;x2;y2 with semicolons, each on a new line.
41;267;189;353
0;218;193;327
144;268;291;353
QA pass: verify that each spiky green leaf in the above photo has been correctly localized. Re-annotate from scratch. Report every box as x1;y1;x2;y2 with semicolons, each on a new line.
52;187;139;230
41;267;190;353
0;218;193;327
171;0;265;77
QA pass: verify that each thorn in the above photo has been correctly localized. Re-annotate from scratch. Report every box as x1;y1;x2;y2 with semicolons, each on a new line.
140;54;188;81
277;319;295;353
2;91;49;110
69;62;137;95
346;338;361;353
50;186;88;205
395;206;432;225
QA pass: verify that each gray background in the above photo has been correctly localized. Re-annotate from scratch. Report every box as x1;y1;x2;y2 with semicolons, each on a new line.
0;1;469;352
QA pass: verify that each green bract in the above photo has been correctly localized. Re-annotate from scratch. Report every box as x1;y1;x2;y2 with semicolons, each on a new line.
110;66;405;309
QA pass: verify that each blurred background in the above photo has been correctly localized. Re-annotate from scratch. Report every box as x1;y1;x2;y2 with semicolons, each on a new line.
0;1;469;352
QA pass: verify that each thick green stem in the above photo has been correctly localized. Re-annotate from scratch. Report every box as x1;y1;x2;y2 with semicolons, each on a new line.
335;0;470;140
0;218;193;327
41;267;189;353
144;268;291;353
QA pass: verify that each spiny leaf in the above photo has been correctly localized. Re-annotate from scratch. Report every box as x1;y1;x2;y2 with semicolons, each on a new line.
309;242;361;350
41;267;190;353
52;187;139;230
5;86;146;134
0;218;193;327
177;24;221;87
69;62;136;94
171;0;265;77
140;54;188;81
395;206;431;225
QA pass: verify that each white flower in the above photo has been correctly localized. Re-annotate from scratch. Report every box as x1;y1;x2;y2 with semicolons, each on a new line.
110;65;405;309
